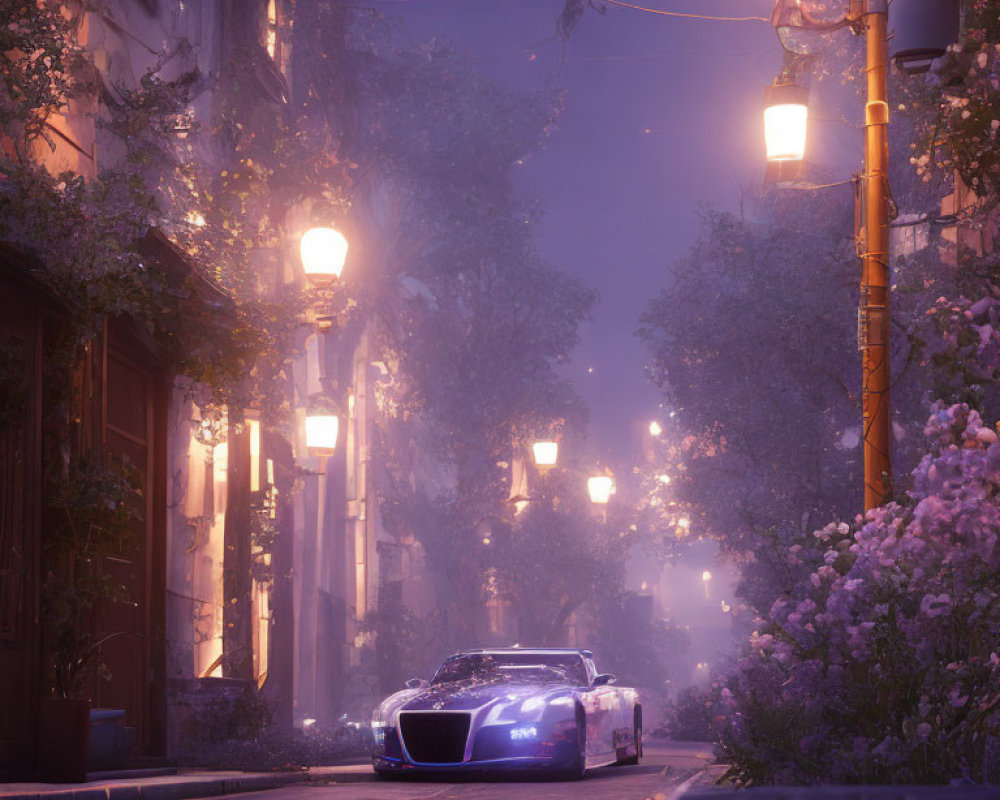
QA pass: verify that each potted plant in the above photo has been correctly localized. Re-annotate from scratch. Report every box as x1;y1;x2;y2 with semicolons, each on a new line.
38;454;142;782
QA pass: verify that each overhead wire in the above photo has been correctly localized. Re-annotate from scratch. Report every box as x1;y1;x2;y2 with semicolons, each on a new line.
599;0;769;23
774;178;857;191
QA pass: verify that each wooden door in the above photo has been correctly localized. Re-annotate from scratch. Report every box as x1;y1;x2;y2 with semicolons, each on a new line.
96;330;166;755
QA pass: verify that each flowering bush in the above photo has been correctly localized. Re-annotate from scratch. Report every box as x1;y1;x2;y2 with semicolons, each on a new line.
916;290;1000;413
663;682;734;743
721;404;1000;785
175;685;369;770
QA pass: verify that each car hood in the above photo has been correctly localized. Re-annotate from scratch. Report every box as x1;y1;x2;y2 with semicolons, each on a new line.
400;680;569;712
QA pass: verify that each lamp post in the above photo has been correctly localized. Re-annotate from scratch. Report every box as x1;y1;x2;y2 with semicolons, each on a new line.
765;0;891;511
859;0;892;512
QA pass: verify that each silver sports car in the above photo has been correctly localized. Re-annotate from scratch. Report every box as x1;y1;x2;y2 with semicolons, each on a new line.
370;647;641;778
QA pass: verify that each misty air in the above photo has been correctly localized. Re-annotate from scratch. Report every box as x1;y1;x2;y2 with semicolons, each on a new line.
0;2;997;800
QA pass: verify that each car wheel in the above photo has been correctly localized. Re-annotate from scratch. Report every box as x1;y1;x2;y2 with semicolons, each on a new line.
618;705;642;766
557;703;587;780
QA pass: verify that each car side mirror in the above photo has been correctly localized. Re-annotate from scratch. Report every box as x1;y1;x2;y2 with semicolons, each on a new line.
592;673;616;687
405;677;427;690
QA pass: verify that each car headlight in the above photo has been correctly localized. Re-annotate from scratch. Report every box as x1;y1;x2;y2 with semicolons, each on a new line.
520;696;545;714
548;695;574;708
372;723;386;746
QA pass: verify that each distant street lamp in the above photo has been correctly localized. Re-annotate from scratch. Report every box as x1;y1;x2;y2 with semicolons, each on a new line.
588;475;614;505
702;569;712;599
300;226;348;285
532;441;559;469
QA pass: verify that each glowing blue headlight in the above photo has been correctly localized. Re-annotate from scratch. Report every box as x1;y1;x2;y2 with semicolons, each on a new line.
510;725;538;741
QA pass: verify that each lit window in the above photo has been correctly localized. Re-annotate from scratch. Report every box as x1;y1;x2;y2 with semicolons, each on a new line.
265;0;278;60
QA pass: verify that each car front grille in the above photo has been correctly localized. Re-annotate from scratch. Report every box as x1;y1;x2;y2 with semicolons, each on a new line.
399;712;471;763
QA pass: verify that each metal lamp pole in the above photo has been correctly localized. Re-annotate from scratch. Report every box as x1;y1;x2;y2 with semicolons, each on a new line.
859;0;891;511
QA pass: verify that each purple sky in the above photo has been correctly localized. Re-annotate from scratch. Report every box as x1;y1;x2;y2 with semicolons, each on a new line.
371;1;784;461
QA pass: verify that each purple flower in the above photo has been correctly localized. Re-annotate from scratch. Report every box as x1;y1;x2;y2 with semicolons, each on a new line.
920;593;953;617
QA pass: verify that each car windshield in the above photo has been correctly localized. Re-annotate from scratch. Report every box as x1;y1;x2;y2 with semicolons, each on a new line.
431;652;588;686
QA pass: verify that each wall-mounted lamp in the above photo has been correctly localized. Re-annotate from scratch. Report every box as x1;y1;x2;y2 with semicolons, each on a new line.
300;226;348;286
305;412;339;456
532;441;558;469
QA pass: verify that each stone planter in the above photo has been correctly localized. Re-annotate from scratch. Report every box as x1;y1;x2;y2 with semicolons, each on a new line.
88;708;136;771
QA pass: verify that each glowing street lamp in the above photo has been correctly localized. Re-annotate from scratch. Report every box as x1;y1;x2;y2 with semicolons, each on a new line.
532;441;558;469
648;420;663;437
300;226;348;285
588;475;614;505
702;569;712;599
763;0;910;511
763;81;808;163
305;412;339;456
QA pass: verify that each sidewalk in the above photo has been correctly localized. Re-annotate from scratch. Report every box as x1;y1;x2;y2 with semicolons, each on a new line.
0;763;377;800
679;780;1000;800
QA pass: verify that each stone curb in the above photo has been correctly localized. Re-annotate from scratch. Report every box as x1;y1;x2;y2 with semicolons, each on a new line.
305;765;376;784
0;771;308;800
680;784;1000;799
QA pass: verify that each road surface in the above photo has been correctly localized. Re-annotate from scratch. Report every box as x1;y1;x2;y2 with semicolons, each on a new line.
251;741;718;800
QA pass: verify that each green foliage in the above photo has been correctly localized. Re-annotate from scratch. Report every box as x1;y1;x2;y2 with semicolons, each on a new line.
0;0;92;150
360;594;430;695
637;195;865;565
964;1;1000;43
719;406;1000;784
907;42;1000;208
663;683;730;742
556;0;605;40
41;455;143;698
175;684;369;770
0;0;353;418
494;472;620;644
594;598;691;700
193;684;274;743
348;34;599;650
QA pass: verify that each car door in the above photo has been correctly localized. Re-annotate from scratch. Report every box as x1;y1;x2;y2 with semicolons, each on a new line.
581;680;619;764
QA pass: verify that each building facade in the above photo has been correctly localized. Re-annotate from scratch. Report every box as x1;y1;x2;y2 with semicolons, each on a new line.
0;0;377;778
